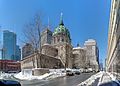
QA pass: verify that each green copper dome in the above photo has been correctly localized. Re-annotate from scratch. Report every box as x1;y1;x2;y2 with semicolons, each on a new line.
53;13;71;40
53;25;66;35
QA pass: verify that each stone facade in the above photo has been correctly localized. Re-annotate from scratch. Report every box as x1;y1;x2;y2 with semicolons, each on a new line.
53;43;73;68
22;43;34;58
41;28;52;46
21;53;64;69
33;68;49;76
84;39;99;71
106;0;120;77
41;44;58;57
52;14;73;68
73;47;86;68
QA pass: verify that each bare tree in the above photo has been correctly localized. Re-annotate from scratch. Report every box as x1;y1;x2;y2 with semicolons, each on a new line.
23;13;44;68
23;14;43;51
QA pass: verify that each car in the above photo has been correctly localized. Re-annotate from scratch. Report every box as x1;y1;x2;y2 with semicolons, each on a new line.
66;70;74;76
0;80;21;86
74;71;80;75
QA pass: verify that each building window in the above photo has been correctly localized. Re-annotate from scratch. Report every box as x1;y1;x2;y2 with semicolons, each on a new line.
58;38;60;42
54;37;55;43
62;38;64;42
57;37;60;42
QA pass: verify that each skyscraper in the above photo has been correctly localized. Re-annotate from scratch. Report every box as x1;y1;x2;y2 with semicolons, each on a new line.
3;30;17;60
15;45;21;61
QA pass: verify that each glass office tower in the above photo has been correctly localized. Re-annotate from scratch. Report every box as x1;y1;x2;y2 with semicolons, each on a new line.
3;30;16;60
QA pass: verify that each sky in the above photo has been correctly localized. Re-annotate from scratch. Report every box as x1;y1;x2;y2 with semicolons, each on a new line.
0;0;111;65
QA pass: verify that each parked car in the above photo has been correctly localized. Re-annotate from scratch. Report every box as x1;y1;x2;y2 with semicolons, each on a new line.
62;70;65;73
66;70;74;76
0;80;21;86
74;71;80;75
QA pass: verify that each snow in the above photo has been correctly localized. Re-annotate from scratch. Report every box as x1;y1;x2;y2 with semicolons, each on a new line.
77;71;104;86
0;73;14;79
77;71;120;86
14;69;66;80
73;47;84;50
14;72;53;80
107;72;116;81
45;69;66;79
107;72;120;85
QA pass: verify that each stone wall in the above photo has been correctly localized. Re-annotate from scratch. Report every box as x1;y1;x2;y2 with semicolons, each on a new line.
54;43;73;68
41;44;58;57
73;47;86;68
21;53;64;70
83;39;99;71
33;68;49;76
41;29;52;46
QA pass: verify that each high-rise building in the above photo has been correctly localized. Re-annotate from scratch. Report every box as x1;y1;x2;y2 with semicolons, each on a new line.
84;39;99;71
41;28;52;46
2;30;21;61
22;43;34;59
15;45;21;61
3;30;16;60
107;0;120;76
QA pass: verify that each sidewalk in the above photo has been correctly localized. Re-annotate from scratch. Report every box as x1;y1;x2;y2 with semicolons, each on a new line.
98;72;112;85
98;72;120;86
77;71;103;86
77;71;119;86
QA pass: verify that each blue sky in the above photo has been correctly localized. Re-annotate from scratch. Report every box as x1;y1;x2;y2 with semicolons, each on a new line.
0;0;111;64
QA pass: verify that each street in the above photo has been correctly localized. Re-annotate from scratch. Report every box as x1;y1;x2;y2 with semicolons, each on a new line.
20;73;94;86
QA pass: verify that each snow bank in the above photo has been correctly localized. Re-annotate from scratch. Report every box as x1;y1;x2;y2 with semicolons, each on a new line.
47;69;66;80
14;72;53;80
46;72;66;80
0;73;14;79
14;69;66;80
78;71;120;86
107;72;120;85
107;72;116;81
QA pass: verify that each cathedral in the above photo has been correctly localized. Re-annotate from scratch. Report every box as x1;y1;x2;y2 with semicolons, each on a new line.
40;13;73;68
21;14;99;75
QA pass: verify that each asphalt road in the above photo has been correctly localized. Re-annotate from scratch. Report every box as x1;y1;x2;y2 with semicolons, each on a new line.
20;73;95;86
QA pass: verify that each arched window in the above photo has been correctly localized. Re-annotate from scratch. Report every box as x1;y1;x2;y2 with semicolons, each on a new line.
58;38;60;42
62;38;64;42
57;36;60;42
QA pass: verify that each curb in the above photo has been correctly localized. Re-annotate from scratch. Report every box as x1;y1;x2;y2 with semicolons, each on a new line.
97;72;104;86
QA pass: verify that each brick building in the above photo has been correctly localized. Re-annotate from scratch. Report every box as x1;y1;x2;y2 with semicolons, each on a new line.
0;60;21;73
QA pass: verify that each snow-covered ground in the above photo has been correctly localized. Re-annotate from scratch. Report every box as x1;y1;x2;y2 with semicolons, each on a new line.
0;73;14;79
77;71;120;86
13;69;66;80
14;72;53;80
77;71;104;86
